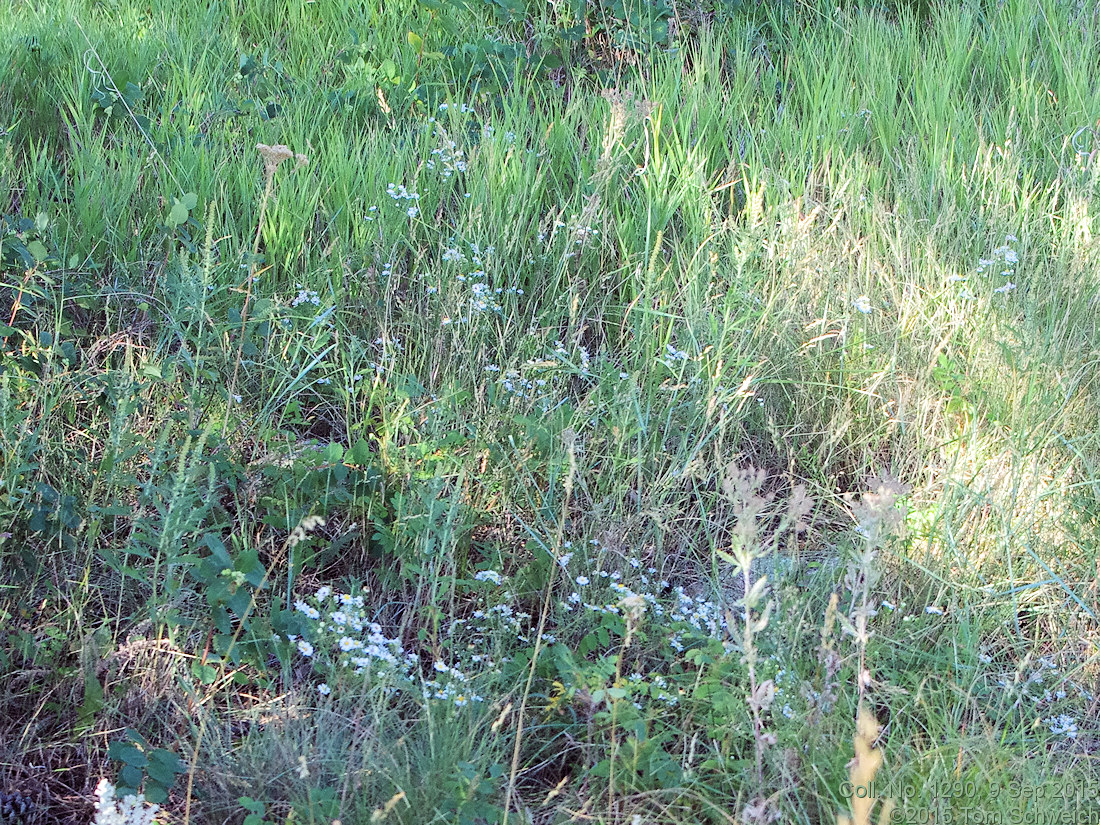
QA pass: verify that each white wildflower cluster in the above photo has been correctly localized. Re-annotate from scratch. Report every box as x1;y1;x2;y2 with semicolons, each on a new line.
290;583;527;709
430;242;523;324
481;125;516;145
669;587;728;639
773;668;797;720
984;654;1090;742
437;102;474;114
424;115;470;178
570;221;599;246
560;561;776;711
486;344;604;408
93;780;159;825
466;272;503;313
291;284;322;307
1046;714;1078;739
560;565;666;629
498;368;546;399
660;343;691;369
290;588;417;683
470;597;532;639
555;556;749;663
976;233;1019;294
426;660;484;706
853;294;873;314
427;136;468;178
386;183;420;218
648;673;680;707
534;215;599;257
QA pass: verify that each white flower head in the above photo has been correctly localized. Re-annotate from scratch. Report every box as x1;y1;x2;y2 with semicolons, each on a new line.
94;779;160;825
853;295;872;314
474;570;503;585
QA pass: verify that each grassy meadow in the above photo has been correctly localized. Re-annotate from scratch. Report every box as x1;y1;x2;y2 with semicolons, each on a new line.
2;0;1100;821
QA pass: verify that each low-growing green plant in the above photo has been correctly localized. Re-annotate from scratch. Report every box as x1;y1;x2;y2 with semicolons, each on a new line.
107;729;186;806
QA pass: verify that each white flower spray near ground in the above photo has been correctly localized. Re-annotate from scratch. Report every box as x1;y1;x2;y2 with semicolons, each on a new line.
93;780;160;825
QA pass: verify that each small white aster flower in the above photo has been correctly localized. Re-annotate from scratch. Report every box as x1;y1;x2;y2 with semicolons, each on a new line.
317;683;331;696
576;575;590;586
297;639;315;657
853;295;872;314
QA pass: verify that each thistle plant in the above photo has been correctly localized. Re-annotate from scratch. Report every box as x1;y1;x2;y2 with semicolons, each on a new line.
843;472;911;707
717;465;814;823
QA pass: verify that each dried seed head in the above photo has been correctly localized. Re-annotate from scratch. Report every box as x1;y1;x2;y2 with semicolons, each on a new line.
256;143;308;175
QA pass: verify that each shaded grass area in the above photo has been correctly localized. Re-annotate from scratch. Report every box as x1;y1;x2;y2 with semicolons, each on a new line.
1;0;1100;822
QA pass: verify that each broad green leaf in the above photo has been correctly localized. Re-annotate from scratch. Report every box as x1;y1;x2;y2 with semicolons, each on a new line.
111;743;148;768
192;662;217;684
144;785;168;805
26;240;48;262
345;437;372;466
146;760;179;787
168;199;189;226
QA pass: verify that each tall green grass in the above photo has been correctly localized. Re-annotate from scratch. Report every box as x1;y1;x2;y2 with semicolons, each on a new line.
1;0;1099;821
